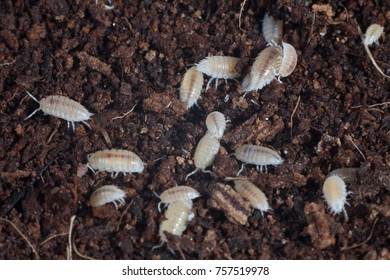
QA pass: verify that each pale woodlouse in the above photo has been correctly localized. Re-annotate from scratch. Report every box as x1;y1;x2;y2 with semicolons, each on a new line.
227;178;271;215
157;186;200;212
159;200;194;243
196;56;241;89
234;144;284;175
364;23;384;46
276;42;297;79
322;174;351;218
241;46;282;93
87;149;145;177
179;66;204;109
25;91;93;130
208;183;251;225
185;131;221;180
205;111;227;140
262;13;283;46
90;185;126;209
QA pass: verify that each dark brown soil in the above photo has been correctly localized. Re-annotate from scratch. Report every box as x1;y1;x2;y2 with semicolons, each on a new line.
0;0;389;260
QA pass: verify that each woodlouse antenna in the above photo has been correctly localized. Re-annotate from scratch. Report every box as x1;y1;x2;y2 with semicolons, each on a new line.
185;168;199;181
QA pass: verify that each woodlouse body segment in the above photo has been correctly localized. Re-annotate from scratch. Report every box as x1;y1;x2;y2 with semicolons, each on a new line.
322;174;350;218
159;200;193;243
185;132;221;180
262;13;283;46
90;185;126;208
208;183;251;225
179;66;204;109
25;91;93;130
205;111;227;140
234;144;284;175
364;23;384;46
277;42;297;78
241;46;282;93
87;149;145;177
196;56;241;89
232;179;270;214
158;186;200;212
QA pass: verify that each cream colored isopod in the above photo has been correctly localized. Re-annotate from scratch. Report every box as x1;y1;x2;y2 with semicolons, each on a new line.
262;13;283;46
179;66;204;109
323;174;351;218
205;111;227;140
90;185;126;209
157;186;200;212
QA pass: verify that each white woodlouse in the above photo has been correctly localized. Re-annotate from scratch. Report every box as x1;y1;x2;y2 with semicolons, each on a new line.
322;174;351;218
229;178;270;215
205;111;227;140
90;185;126;208
179;66;204;109
276;42;297;79
159;200;194;243
25;91;93;130
234;144;284;175
196;56;241;90
364;23;384;46
262;13;283;46
185;131;221;180
241;46;282;93
157;186;200;212
87;149;145;177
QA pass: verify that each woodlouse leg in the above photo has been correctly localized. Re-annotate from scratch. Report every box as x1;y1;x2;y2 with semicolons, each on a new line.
214;78;219;88
157;202;162;213
86;164;96;174
82;121;92;129
237;163;246;176
205;78;215;91
185;168;199;181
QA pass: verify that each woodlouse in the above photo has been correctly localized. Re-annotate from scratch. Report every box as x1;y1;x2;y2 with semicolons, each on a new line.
90;185;126;208
185;131;221;180
276;42;297;79
179;66;203;109
241;46;282;94
159;200;194;243
322;174;351;218
234;144;284;175
229;178;270;215
87;149;145;177
196;56;240;89
205;111;227;140
364;23;384;46
25;91;93;130
208;183;251;225
157;186;200;212
262;13;283;46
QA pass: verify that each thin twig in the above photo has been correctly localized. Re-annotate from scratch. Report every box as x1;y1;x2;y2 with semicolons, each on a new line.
307;12;316;43
345;135;366;161
289;95;301;139
0;217;39;259
67;215;76;260
341;218;379;251
238;0;247;32
72;232;95;260
116;200;133;231
112;104;137;120
40;232;68;246
351;101;390;109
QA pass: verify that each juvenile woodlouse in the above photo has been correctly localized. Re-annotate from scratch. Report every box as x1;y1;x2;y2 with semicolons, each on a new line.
185;132;221;180
234;144;284;175
262;13;283;46
159;200;194;243
208;183;251;225
179;66;203;109
276;42;297;79
322;174;351;218
364;23;384;46
25;91;93;130
90;185;126;209
228;178;270;215
157;186;200;212
241;46;282;94
196;56;241;90
87;149;145;177
205;111;227;140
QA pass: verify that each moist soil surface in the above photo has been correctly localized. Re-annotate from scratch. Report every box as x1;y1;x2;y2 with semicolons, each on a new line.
0;0;389;260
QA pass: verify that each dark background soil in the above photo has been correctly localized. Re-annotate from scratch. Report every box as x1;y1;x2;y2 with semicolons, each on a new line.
0;0;389;260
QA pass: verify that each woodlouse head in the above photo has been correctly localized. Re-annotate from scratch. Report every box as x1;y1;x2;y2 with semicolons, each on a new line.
278;42;297;77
